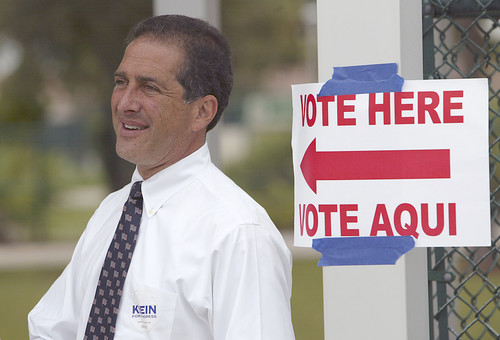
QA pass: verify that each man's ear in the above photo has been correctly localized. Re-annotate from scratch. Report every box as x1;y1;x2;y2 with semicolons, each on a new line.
192;95;218;132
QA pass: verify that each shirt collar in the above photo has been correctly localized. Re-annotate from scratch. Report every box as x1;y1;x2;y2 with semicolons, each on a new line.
131;143;211;217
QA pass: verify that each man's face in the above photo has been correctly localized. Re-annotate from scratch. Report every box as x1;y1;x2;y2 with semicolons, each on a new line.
111;37;204;179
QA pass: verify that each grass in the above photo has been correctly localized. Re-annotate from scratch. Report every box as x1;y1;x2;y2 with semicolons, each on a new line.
5;261;498;340
0;267;64;340
0;260;324;340
292;260;324;340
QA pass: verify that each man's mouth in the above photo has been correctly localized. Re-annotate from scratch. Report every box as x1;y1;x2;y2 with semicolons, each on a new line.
124;124;147;131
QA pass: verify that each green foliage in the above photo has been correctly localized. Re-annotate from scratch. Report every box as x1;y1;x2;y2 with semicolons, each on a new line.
225;132;294;230
221;0;307;90
0;137;105;241
0;0;152;94
0;142;54;241
0;1;152;122
0;55;44;123
0;2;152;235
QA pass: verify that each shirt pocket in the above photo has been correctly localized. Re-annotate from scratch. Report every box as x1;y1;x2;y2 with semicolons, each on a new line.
130;286;177;337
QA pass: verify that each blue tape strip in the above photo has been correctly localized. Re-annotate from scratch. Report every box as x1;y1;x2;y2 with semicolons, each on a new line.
312;236;415;266
318;63;404;96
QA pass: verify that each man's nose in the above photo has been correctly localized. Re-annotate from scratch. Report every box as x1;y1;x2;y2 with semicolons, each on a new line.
116;87;141;113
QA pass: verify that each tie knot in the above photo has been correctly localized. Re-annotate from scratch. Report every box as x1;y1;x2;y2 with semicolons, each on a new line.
130;181;143;199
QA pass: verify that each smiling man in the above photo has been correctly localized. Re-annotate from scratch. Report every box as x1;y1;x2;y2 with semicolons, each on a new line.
28;15;295;340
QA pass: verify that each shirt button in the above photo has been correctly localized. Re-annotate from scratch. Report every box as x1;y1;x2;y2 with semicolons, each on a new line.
147;209;155;216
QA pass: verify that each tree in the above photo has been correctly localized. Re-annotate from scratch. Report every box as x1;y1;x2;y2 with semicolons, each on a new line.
220;0;306;92
225;132;294;230
0;0;152;189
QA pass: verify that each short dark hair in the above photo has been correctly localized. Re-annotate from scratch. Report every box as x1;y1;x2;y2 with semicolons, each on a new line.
126;15;233;131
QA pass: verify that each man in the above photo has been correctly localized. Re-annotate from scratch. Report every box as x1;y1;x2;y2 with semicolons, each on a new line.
28;15;295;340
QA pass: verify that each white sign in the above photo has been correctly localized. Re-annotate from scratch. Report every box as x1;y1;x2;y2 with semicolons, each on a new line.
292;79;490;247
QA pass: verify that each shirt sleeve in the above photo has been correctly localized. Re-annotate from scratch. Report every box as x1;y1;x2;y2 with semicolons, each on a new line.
211;223;295;340
28;265;78;339
28;230;90;340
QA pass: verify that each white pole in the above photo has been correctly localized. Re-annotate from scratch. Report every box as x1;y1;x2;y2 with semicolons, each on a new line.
153;0;220;27
153;0;222;166
317;0;429;339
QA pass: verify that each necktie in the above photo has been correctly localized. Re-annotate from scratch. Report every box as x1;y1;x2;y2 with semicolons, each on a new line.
84;181;143;340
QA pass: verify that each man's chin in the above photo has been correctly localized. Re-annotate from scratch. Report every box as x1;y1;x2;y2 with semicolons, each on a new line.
115;146;141;165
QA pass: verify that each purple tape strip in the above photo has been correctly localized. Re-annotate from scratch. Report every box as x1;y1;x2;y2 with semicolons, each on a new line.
318;63;404;96
312;236;415;266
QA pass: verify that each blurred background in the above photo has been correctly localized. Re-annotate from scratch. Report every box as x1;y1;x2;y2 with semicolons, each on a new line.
0;1;323;339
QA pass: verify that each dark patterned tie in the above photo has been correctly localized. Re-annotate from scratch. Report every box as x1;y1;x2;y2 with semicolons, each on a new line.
84;181;143;340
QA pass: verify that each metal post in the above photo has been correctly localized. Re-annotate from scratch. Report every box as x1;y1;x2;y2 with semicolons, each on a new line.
317;0;429;339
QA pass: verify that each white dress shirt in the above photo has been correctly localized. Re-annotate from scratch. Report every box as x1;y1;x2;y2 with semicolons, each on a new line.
28;143;295;340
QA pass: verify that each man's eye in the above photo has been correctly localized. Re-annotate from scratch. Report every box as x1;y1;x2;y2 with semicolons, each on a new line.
114;79;126;87
144;84;159;93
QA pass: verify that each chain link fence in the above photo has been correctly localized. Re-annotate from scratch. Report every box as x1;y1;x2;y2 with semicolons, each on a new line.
423;0;500;339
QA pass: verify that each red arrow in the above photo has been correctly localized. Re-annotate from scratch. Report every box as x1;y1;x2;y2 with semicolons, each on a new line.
300;139;451;193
